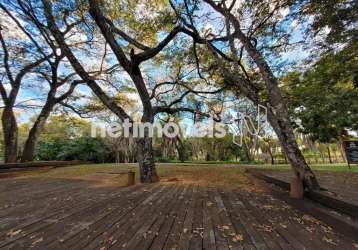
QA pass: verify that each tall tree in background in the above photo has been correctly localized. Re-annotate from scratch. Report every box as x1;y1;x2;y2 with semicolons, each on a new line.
0;2;86;162
282;41;358;159
170;0;320;189
0;6;50;162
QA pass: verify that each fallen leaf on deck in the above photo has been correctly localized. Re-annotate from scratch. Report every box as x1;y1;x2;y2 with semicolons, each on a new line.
279;223;287;229
352;243;358;249
306;226;314;233
183;228;188;233
257;224;274;232
302;214;320;225
321;225;333;234
31;237;43;246
6;229;22;237
232;233;244;242
262;205;274;210
323;236;337;245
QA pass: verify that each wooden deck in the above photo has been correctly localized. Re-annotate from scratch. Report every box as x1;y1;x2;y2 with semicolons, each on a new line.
0;177;356;249
261;170;358;207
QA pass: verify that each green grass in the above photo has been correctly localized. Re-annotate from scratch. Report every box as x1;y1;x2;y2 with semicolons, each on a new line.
254;163;358;172
36;162;250;187
34;162;357;188
38;162;358;180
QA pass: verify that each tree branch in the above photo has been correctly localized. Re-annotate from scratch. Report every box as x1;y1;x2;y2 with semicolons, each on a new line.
88;0;131;71
0;28;14;86
133;26;183;64
43;0;132;122
153;106;221;122
55;80;84;103
104;17;150;51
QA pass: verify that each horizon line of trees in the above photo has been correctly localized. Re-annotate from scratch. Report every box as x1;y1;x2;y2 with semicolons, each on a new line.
0;114;354;166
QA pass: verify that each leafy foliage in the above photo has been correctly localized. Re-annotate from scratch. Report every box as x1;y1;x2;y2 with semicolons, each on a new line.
302;0;358;45
35;137;112;163
282;41;358;142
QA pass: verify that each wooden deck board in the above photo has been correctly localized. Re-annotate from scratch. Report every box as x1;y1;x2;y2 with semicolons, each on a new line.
0;177;356;249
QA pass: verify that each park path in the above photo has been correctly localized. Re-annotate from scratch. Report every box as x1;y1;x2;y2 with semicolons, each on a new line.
0;177;356;249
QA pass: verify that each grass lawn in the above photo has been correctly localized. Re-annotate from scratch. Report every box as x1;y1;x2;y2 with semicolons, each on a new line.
36;163;251;188
254;163;358;172
31;162;357;188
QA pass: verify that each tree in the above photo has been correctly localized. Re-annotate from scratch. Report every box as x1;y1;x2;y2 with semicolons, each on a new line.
40;0;223;182
1;1;129;162
170;0;320;189
282;41;358;161
0;2;81;162
0;8;50;162
300;0;358;47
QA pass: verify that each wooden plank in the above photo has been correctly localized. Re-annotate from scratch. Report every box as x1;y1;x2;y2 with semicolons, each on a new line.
105;185;180;249
0;183;120;233
176;185;198;250
0;182;90;218
219;192;256;250
43;185;159;249
0;183;95;231
240;191;332;250
205;187;230;250
0;179;356;249
127;186;188;250
202;187;217;250
161;185;194;250
62;185;162;249
188;186;204;250
248;168;358;219
212;188;245;249
237;193;293;249
0;185;140;247
223;191;268;250
83;185;174;249
149;185;190;250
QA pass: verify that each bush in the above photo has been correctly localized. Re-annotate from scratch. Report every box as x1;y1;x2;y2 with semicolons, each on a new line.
35;137;113;163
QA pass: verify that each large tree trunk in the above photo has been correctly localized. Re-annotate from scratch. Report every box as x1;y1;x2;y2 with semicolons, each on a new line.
175;137;186;162
136;136;159;183
267;146;275;165
21;103;53;162
2;107;18;163
337;137;346;162
135;113;159;183
326;145;332;164
267;111;320;190
204;0;320;190
242;138;252;162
